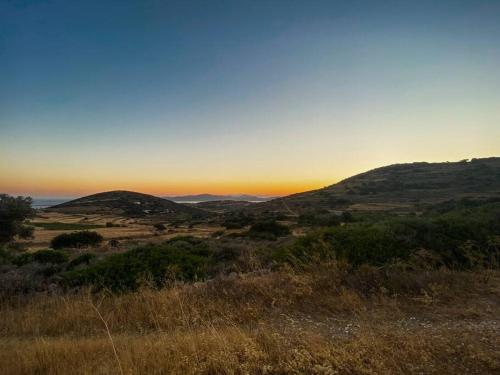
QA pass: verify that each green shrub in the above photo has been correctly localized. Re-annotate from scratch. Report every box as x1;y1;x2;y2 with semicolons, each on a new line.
32;222;105;230
223;212;255;229
51;231;103;249
108;239;120;247
13;249;68;266
211;230;224;238
67;253;97;270
298;212;342;227
341;211;354;222
33;249;68;264
276;203;500;269
62;236;214;291
248;220;290;240
37;265;62;277
12;253;33;266
154;223;166;231
0;246;13;265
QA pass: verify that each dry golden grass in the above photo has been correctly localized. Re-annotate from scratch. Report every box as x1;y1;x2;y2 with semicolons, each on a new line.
1;266;499;374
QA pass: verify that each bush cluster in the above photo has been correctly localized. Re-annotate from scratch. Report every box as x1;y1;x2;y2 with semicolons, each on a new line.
153;223;166;231
13;249;69;266
66;253;97;270
62;236;214;291
298;210;355;227
223;212;255;229
247;220;291;240
51;231;103;249
275;203;500;269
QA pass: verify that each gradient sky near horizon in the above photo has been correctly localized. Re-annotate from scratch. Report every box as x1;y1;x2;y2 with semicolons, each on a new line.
1;0;500;198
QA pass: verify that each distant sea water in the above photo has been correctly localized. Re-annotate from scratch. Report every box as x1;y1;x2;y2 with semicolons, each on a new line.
31;198;263;209
171;200;264;204
32;198;70;209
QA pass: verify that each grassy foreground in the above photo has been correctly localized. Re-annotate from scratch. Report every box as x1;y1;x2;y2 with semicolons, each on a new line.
1;265;499;374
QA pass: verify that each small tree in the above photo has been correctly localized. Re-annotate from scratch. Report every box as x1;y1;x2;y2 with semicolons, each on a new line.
0;194;34;243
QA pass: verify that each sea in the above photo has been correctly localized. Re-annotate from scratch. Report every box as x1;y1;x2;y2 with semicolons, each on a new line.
31;198;264;209
32;198;70;209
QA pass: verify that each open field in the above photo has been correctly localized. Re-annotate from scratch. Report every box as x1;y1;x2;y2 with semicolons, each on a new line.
1;266;499;374
22;211;224;250
31;222;106;230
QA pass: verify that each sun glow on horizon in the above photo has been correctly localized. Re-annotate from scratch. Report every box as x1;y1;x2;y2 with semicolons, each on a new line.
1;1;500;198
0;177;333;199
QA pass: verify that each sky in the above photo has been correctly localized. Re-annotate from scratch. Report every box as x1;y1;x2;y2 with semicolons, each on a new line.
1;0;499;198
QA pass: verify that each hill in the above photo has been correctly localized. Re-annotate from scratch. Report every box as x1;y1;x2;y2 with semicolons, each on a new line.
47;190;209;219
254;157;500;214
191;200;258;213
166;194;273;202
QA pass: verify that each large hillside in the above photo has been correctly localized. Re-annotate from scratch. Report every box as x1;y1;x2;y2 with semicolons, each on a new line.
255;157;500;214
47;190;209;219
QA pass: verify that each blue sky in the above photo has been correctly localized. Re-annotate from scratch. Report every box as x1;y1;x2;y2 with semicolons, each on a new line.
1;0;499;197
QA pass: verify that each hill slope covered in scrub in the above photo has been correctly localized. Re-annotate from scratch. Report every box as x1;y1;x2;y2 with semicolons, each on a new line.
48;190;209;219
255;157;500;214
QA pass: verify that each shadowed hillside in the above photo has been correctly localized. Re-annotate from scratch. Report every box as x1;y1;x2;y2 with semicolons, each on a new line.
255;157;500;214
47;190;209;219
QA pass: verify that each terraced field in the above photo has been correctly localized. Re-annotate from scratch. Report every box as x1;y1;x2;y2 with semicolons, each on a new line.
23;212;223;250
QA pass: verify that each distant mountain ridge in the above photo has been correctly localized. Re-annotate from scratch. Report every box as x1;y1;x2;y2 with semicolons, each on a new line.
166;194;274;202
48;190;209;218
253;157;500;214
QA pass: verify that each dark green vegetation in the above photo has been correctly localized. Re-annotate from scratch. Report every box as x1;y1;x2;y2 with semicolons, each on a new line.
274;201;500;269
247;220;291;240
13;249;69;266
0;194;34;243
51;231;104;249
153;223;166;231
66;253;97;270
48;190;209;220
298;210;354;227
0;234;251;294
62;237;214;291
255;157;500;215
222;211;287;230
223;211;255;229
31;222;105;230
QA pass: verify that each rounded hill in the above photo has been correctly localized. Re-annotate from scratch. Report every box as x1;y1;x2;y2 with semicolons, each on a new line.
48;190;209;219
